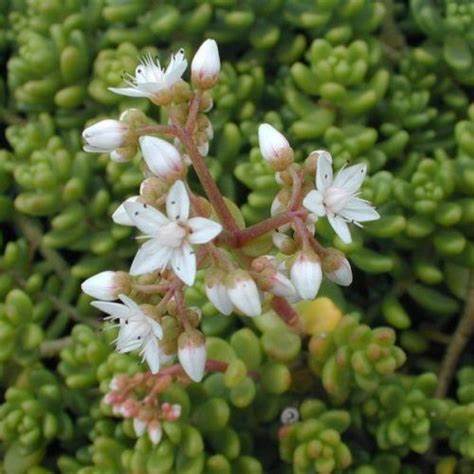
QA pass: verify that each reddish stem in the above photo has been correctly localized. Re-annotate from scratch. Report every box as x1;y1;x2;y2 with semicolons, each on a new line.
185;91;202;132
271;296;302;331
175;127;240;237
133;283;169;294
136;124;176;136
289;167;304;211
293;216;328;258
235;210;305;247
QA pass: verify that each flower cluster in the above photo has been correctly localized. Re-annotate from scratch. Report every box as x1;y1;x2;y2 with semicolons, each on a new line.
80;39;379;387
105;373;182;445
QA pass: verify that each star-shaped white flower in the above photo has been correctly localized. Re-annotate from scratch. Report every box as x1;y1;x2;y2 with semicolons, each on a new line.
109;49;187;99
302;153;380;244
92;294;163;373
124;180;222;285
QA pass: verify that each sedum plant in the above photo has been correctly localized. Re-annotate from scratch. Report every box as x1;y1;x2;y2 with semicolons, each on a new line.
0;1;473;473
80;39;380;386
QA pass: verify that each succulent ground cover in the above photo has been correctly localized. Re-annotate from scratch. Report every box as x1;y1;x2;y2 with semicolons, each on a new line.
0;1;473;473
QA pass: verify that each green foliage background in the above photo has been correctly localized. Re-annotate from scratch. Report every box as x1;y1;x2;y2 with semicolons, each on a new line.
0;0;473;472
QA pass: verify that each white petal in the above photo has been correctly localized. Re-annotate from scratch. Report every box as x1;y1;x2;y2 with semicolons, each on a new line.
227;273;262;317
139;136;183;181
328;214;352;244
302;190;326;217
191;39;220;83
81;271;118;301
164;49;188;87
316;154;333;192
144;315;163;340
205;282;233;315
178;342;206;382
197;141;209;156
108;86;149;98
327;259;353;286
91;301;130;320
290;254;322;300
112;196;140;226
142;336;161;374
187;217;222;244
339;198;380;222
118;293;141;313
116;325;143;353
82;119;126;151
124;201;169;235
333;163;367;194
271;272;297;298
258;123;291;166
171;243;196;286
166;180;190;221
130;239;173;276
83;144;108;153
133;418;147;437
148;423;163;445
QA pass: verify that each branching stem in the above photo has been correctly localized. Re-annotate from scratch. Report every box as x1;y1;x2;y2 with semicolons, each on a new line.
436;272;474;398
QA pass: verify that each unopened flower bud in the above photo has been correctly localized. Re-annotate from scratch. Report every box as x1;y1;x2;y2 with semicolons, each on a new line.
271;191;291;232
133;418;147;437
322;248;353;286
258;124;294;171
197;140;209;156
226;270;262;317
119;108;148;128
199;92;213;112
82;119;128;154
139;176;168;202
81;271;129;300
191;39;221;89
290;251;322;300
112;196;140;225
178;329;207;382
269;271;296;298
304;150;332;175
272;232;297;254
251;256;296;298
140;136;184;182
110;145;136;163
185;307;202;327
148;421;163;445
205;270;233;315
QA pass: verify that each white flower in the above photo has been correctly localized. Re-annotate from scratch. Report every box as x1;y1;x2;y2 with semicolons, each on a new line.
109;49;187;100
81;271;121;301
124;180;222;285
91;294;163;374
205;270;233;316
226;270;262;317
178;330;207;382
139;136;184;182
191;39;221;88
82;119;128;154
303;153;379;244
290;251;322;300
258;123;293;171
112;196;140;226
